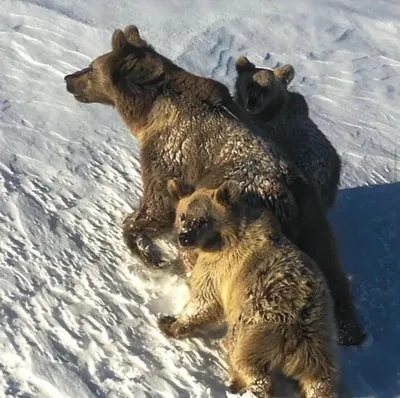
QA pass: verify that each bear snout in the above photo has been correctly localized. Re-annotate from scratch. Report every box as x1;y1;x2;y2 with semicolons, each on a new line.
64;67;92;94
64;76;77;94
246;95;258;110
178;230;197;247
64;67;92;81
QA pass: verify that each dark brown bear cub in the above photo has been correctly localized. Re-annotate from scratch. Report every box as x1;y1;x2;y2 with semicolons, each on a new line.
159;179;339;398
234;56;341;211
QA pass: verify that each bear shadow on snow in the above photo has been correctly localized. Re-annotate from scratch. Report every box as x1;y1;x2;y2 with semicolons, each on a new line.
329;181;400;397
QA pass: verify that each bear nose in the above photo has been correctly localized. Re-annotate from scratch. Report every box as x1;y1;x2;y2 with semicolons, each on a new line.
64;76;75;94
64;66;92;82
247;96;257;109
64;71;79;82
178;231;195;247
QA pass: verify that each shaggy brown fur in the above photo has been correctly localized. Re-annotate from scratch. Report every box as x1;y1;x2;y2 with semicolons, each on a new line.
159;180;339;398
234;56;342;211
64;25;365;346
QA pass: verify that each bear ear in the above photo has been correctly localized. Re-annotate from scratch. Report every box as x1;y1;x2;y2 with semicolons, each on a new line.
123;25;148;48
273;64;295;85
167;179;194;202
235;56;256;73
214;181;241;206
112;29;128;53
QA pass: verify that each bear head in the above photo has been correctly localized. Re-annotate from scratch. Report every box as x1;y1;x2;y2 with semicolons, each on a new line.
167;179;241;250
64;25;235;139
234;56;295;117
64;25;180;113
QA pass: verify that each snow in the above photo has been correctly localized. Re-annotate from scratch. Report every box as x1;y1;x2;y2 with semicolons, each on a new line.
0;0;399;396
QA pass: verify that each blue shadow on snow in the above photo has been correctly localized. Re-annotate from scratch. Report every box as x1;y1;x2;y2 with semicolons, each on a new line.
329;182;400;398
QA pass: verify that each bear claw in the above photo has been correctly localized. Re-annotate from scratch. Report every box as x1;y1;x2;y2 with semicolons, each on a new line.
123;229;165;268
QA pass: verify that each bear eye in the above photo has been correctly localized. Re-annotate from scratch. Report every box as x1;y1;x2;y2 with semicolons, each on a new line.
180;213;186;222
198;217;207;228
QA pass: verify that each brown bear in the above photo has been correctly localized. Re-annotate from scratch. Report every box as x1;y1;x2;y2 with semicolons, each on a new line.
159;179;339;398
64;25;365;346
234;56;342;211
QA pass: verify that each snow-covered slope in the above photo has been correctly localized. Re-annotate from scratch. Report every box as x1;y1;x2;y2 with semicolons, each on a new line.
0;0;399;396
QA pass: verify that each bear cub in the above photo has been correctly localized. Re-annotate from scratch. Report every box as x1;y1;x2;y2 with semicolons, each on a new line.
159;179;338;398
234;56;341;211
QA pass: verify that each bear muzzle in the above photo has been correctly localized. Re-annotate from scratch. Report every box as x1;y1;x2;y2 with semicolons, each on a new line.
178;230;197;248
64;67;92;95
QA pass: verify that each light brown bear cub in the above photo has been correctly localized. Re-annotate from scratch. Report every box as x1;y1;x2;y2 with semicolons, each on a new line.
234;56;341;211
159;179;338;398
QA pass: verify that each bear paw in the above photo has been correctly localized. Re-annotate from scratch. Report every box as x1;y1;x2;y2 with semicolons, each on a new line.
158;315;191;339
226;378;246;395
122;227;164;268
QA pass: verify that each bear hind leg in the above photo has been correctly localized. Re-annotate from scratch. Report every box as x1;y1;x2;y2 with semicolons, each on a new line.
296;211;366;346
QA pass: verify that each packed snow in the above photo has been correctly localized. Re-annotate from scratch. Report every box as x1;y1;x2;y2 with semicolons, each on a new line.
0;0;400;396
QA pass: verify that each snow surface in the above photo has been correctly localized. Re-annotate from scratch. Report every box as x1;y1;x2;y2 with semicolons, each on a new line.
0;0;400;396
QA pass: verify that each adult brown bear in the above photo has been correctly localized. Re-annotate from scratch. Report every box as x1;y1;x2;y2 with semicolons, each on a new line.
64;25;365;346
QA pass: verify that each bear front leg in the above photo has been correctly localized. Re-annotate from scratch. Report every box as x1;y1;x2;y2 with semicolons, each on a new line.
158;297;223;339
123;176;175;268
122;209;172;267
